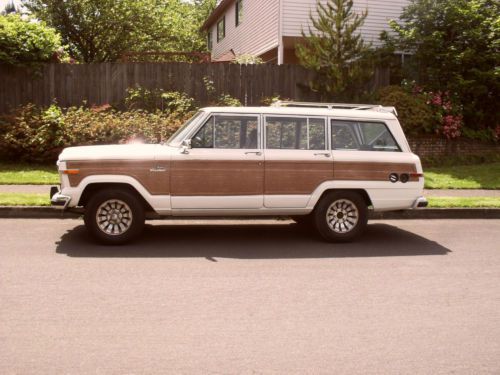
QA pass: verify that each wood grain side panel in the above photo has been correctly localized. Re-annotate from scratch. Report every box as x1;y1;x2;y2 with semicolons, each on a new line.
265;161;334;195
171;160;263;196
334;161;418;182
67;160;170;195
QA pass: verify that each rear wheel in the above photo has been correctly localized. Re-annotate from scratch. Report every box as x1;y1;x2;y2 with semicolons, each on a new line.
84;189;145;245
314;191;368;242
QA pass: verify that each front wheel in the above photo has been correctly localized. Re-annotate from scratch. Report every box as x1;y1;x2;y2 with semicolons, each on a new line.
314;191;368;242
84;189;145;245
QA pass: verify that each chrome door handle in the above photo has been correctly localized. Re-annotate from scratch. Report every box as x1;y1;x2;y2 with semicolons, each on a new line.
150;166;167;172
245;151;262;156
314;153;331;157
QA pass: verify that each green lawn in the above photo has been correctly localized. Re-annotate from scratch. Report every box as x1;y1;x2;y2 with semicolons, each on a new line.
425;162;500;189
0;193;50;206
0;163;59;185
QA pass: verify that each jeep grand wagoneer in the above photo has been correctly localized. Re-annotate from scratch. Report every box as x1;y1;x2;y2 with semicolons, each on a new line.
51;102;427;244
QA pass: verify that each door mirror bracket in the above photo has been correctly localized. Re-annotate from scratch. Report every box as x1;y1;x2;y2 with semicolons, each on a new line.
181;139;191;154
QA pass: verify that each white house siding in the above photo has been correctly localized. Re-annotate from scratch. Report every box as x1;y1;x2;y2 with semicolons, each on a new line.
282;0;410;46
209;0;280;60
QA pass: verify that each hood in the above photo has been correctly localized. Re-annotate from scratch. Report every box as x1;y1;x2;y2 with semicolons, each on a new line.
58;144;164;161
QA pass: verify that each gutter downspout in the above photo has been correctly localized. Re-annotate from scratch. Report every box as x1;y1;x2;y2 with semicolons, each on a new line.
277;0;284;65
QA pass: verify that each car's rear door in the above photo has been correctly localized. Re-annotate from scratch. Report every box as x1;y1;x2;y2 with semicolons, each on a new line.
263;115;333;208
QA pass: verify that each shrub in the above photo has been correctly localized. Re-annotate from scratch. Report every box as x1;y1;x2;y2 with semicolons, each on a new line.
124;87;196;114
0;104;191;163
376;86;435;137
0;14;65;66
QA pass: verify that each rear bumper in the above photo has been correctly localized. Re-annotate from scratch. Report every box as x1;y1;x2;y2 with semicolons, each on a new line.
412;196;428;209
50;186;71;209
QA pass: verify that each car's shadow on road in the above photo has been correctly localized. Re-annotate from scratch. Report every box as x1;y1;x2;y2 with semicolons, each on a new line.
55;222;451;259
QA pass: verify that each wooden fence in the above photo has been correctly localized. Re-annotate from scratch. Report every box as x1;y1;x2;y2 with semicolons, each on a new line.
0;63;390;113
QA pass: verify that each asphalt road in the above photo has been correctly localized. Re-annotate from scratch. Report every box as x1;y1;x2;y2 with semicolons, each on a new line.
1;218;500;374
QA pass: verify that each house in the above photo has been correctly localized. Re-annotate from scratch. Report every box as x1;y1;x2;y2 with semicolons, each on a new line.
201;0;410;64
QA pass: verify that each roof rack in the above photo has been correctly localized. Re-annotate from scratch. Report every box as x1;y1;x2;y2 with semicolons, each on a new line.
271;101;398;116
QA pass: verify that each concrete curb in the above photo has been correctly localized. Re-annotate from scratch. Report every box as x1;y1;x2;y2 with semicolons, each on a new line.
0;206;499;220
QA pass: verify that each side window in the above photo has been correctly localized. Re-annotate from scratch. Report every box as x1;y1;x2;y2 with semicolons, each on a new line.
331;120;400;152
192;116;214;148
266;117;326;150
359;122;399;151
192;115;259;149
308;118;326;150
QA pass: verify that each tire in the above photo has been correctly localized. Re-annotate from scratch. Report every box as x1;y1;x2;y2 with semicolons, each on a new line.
84;188;145;245
313;191;368;242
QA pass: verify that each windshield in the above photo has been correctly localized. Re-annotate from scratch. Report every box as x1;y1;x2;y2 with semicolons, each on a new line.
166;111;205;147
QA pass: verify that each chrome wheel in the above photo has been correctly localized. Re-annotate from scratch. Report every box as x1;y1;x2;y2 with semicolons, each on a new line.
96;199;133;236
326;199;359;233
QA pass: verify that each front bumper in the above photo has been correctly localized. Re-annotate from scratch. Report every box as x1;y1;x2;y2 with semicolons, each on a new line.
50;186;71;209
412;196;428;209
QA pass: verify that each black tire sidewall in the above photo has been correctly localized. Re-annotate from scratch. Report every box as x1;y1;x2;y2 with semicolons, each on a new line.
84;189;145;245
314;191;368;242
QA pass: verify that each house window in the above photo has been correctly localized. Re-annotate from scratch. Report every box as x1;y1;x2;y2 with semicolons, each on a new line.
235;0;243;26
217;16;225;42
207;30;213;50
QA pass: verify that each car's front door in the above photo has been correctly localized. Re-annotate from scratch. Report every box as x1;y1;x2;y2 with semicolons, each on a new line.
170;114;264;209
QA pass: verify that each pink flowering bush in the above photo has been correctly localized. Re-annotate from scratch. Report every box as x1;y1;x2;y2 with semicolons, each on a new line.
425;91;463;139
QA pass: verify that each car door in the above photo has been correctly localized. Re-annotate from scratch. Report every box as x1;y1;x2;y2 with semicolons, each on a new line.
263;115;333;208
170;113;264;209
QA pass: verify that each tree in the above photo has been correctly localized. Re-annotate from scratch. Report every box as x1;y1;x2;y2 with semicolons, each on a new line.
388;0;500;132
0;14;63;66
296;0;373;100
23;0;216;62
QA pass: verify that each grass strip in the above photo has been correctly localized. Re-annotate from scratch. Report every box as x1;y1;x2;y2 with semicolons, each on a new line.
0;163;59;185
427;197;500;208
425;162;500;189
0;193;50;206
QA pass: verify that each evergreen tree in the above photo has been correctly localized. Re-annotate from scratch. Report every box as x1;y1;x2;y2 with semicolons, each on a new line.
296;0;373;100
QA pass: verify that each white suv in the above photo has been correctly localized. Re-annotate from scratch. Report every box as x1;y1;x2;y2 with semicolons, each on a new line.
51;102;427;244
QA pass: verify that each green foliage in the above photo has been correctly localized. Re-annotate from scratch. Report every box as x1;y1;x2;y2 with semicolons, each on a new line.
0;104;191;163
296;0;373;100
125;87;196;114
203;76;242;106
387;0;500;132
25;0;216;62
0;14;63;66
376;86;435;136
233;54;263;65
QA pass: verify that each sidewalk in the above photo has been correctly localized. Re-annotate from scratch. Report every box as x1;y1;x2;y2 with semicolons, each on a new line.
0;185;499;198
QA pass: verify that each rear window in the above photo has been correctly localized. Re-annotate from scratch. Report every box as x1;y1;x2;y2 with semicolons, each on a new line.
331;120;400;152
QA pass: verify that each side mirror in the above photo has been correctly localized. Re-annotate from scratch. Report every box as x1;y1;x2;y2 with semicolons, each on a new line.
181;139;191;154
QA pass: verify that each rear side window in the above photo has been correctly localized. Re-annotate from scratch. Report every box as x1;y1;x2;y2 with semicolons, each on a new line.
266;117;326;150
331;120;400;152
